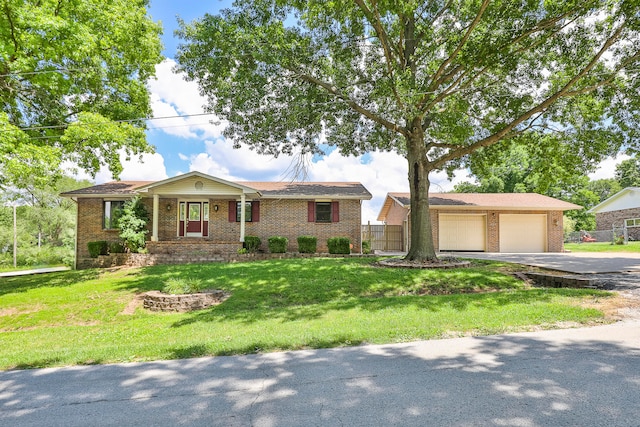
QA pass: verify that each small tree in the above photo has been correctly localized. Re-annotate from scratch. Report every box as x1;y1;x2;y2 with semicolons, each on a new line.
117;197;149;253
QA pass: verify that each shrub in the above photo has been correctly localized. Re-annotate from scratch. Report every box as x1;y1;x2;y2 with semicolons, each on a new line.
162;277;204;295
297;236;317;253
243;235;261;252
109;242;126;254
117;196;149;253
327;237;351;254
362;240;371;254
268;236;288;253
87;241;108;258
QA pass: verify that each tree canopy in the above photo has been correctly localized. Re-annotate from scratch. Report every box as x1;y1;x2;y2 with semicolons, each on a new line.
176;0;640;260
0;0;163;188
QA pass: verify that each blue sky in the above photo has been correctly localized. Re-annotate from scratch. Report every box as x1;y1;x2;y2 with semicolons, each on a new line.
79;0;622;223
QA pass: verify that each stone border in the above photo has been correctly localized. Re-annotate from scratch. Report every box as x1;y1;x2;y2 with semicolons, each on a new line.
377;257;471;269
143;290;230;312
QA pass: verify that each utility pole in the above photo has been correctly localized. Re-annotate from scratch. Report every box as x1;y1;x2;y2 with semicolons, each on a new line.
13;203;17;268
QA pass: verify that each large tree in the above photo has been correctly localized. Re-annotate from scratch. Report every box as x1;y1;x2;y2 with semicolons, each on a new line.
0;0;163;187
176;0;640;261
615;157;640;188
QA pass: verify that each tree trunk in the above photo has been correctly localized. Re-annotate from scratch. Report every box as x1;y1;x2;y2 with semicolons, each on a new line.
404;127;438;261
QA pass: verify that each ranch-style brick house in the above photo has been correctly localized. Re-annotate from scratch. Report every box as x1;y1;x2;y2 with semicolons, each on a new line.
377;192;581;253
62;171;372;268
588;187;640;241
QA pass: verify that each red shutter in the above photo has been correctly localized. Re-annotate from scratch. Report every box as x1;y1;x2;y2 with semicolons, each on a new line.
228;201;236;222
308;201;315;222
252;201;260;222
332;201;340;222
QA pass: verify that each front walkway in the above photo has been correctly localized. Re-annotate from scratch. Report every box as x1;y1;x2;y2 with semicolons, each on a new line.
0;266;71;278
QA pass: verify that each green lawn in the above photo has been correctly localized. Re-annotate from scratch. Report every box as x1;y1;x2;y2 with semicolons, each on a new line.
0;257;610;370
565;241;640;253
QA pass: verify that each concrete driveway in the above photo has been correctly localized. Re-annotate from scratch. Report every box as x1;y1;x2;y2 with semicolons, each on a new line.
444;252;640;274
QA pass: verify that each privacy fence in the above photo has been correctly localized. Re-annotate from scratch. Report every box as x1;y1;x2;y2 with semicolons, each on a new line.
361;224;404;252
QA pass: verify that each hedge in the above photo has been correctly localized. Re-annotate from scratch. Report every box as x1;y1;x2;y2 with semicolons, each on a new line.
327;237;350;254
268;236;288;253
297;236;317;253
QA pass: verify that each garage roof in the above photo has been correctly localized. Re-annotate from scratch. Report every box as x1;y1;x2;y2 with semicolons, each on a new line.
378;192;581;221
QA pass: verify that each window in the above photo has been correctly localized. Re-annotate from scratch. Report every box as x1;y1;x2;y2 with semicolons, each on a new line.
236;202;252;222
229;200;260;222
308;201;339;223
625;218;640;228
103;200;125;229
315;202;332;222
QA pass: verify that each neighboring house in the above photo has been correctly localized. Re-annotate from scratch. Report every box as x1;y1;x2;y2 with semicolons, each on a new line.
377;193;581;253
588;187;640;240
62;171;372;267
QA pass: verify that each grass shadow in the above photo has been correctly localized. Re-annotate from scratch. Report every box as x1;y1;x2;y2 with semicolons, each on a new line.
0;270;101;297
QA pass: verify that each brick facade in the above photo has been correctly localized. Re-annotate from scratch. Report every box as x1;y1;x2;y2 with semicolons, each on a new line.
596;207;640;241
74;197;364;262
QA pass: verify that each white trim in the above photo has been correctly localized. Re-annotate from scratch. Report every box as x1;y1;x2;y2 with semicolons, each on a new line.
240;193;246;242
151;195;159;242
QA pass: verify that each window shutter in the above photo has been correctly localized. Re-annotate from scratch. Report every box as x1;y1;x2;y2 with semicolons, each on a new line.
252;201;260;222
332;201;340;222
308;201;315;222
228;201;236;222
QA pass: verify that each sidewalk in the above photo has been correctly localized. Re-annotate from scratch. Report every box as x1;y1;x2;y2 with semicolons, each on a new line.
0;266;71;278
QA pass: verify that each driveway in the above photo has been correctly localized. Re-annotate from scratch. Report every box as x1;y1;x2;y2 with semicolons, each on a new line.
1;321;639;427
443;252;640;274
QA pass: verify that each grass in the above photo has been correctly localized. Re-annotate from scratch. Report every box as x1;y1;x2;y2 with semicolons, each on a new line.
564;241;640;253
0;257;611;370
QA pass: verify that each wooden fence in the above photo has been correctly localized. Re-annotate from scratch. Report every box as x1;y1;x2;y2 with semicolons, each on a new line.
361;224;404;252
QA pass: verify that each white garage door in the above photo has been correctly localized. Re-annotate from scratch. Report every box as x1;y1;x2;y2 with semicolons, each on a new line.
439;214;486;251
499;214;547;253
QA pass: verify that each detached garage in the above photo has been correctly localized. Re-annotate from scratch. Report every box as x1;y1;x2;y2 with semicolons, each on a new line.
377;193;581;253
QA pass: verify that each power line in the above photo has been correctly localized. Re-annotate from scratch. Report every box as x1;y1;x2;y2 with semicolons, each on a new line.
1;113;217;133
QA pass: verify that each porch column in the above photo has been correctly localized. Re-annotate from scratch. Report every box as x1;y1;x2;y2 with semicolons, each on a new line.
240;192;246;242
152;194;159;242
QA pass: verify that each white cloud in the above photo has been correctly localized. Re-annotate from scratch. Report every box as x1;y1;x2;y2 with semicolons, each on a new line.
64;151;168;184
183;139;298;181
588;154;630;181
147;59;226;140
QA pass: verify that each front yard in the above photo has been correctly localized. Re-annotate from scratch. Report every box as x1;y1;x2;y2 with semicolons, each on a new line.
564;241;640;252
0;257;612;370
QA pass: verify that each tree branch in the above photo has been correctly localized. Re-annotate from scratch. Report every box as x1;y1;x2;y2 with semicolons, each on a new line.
427;0;490;94
289;69;408;138
353;0;405;109
431;22;627;169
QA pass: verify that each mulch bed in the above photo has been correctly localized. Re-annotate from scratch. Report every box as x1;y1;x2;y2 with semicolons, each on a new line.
377;256;471;269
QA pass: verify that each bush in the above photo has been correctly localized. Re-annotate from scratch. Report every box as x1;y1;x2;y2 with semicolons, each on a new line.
118;196;149;253
362;240;371;254
109;242;126;254
268;236;288;253
243;235;261;252
162;277;204;295
327;237;351;254
297;236;317;253
87;241;108;258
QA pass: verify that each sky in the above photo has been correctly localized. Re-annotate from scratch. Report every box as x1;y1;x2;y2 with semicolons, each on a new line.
75;0;624;223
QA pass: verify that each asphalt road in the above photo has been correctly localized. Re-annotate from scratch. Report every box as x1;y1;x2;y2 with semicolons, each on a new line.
2;321;640;427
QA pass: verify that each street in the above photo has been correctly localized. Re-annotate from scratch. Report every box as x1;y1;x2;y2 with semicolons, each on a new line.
1;320;639;427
